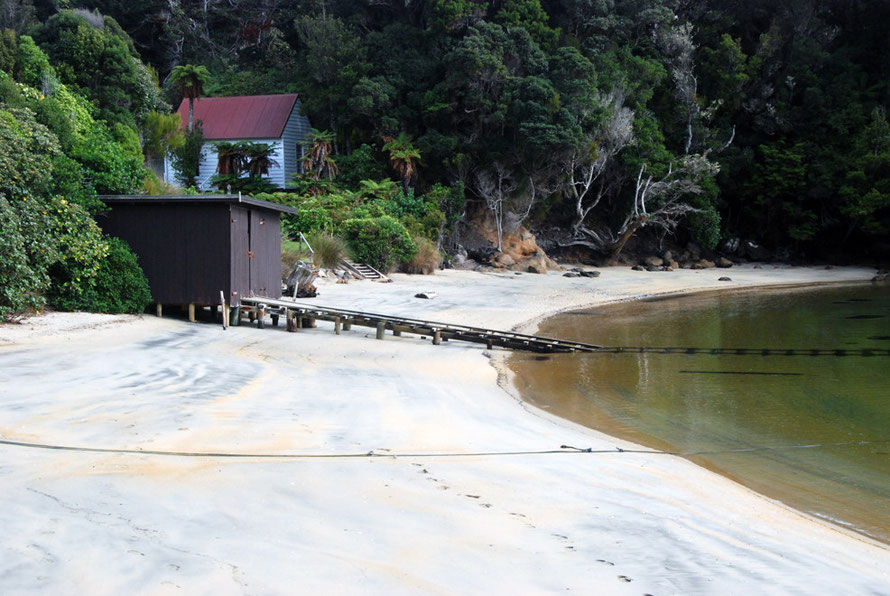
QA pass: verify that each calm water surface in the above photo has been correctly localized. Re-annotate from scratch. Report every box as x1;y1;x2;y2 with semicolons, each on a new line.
509;284;890;543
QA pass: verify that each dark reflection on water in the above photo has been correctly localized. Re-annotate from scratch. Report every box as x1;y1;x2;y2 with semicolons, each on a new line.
510;284;890;543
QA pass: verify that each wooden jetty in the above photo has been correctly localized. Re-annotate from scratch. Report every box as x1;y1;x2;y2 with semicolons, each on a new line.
236;296;601;353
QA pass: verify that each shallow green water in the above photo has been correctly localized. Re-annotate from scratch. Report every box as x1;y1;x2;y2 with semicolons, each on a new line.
510;284;890;543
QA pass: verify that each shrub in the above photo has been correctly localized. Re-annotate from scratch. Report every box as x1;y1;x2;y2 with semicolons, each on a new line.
51;236;151;314
307;232;348;269
0;196;47;319
341;215;417;272
401;236;441;275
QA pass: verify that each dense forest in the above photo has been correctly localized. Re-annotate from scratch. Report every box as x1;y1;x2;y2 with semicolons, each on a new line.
1;0;889;318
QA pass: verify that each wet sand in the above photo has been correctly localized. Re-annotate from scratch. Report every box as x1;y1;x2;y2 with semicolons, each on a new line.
0;264;888;593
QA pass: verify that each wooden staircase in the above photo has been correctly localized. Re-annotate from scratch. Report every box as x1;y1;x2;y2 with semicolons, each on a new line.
341;260;390;281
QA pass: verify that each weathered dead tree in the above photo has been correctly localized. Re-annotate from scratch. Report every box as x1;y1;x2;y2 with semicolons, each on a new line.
285;260;318;298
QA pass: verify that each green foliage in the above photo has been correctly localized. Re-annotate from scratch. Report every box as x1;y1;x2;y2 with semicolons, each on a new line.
169;124;204;188
307;232;348;269
0;28;18;74
495;0;559;51
14;35;51;88
401;236;441;274
34;10;167;127
341;216;417;272
70;123;144;196
334;144;388;188
142;110;184;159
0;195;47;318
51;236;151;314
168;64;210;100
44;198;108;310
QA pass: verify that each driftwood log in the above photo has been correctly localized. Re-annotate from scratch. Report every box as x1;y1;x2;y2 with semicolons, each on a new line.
285;261;318;298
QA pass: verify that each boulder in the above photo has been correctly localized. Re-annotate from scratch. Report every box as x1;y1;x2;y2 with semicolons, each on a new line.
643;255;664;268
744;240;771;261
699;259;716;269
631;265;645;271
718;276;732;282
579;270;601;278
716;257;733;268
494;252;515;267
687;242;702;259
719;237;741;254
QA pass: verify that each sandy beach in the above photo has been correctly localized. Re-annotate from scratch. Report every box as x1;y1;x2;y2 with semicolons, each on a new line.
1;264;888;594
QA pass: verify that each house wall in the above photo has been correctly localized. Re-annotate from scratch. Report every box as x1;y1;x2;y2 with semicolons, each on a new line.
163;99;312;191
281;99;313;185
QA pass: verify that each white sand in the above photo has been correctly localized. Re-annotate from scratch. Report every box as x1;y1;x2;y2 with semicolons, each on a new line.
0;264;887;594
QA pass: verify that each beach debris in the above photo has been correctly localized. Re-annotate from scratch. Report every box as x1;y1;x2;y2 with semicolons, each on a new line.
285;261;318;297
414;292;437;300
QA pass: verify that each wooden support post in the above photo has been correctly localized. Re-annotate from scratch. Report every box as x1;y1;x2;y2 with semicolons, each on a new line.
486;338;493;350
257;304;266;329
334;316;341;335
433;330;441;346
376;321;385;340
188;303;196;323
286;310;296;332
156;303;163;318
220;292;228;330
271;314;279;327
343;318;352;331
393;328;401;337
249;310;256;322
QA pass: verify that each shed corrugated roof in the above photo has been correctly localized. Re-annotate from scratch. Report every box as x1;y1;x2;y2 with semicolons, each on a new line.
176;94;299;140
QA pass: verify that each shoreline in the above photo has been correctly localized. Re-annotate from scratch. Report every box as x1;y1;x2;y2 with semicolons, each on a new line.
493;278;889;548
1;264;889;592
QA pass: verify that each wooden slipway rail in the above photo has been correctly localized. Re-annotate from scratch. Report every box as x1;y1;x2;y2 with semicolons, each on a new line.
238;296;600;353
236;297;890;357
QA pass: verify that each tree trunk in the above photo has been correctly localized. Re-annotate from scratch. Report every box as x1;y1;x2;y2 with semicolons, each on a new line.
610;216;648;259
188;97;195;133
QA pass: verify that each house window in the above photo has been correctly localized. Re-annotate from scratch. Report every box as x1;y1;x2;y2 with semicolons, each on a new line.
298;143;306;174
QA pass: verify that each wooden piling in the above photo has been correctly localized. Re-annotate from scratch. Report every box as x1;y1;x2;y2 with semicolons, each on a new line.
188;303;196;323
257;304;266;329
285;310;296;332
271;314;279;327
343;318;352;331
156;303;163;318
376;321;385;340
433;330;441;345
393;328;401;337
334;316;341;335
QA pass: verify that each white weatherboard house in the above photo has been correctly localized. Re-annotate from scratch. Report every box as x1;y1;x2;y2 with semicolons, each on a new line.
164;93;313;191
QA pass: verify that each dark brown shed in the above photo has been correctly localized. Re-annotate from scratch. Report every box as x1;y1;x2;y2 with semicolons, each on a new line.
97;194;298;310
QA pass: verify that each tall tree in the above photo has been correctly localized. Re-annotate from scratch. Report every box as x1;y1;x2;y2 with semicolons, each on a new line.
168;63;210;133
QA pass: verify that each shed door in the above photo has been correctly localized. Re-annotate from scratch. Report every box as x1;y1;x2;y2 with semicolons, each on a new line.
230;206;250;301
249;209;280;297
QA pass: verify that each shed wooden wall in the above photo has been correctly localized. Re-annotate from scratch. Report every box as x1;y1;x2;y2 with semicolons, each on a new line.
100;203;232;305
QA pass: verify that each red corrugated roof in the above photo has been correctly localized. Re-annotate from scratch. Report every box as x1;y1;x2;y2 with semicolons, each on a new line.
176;94;299;140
